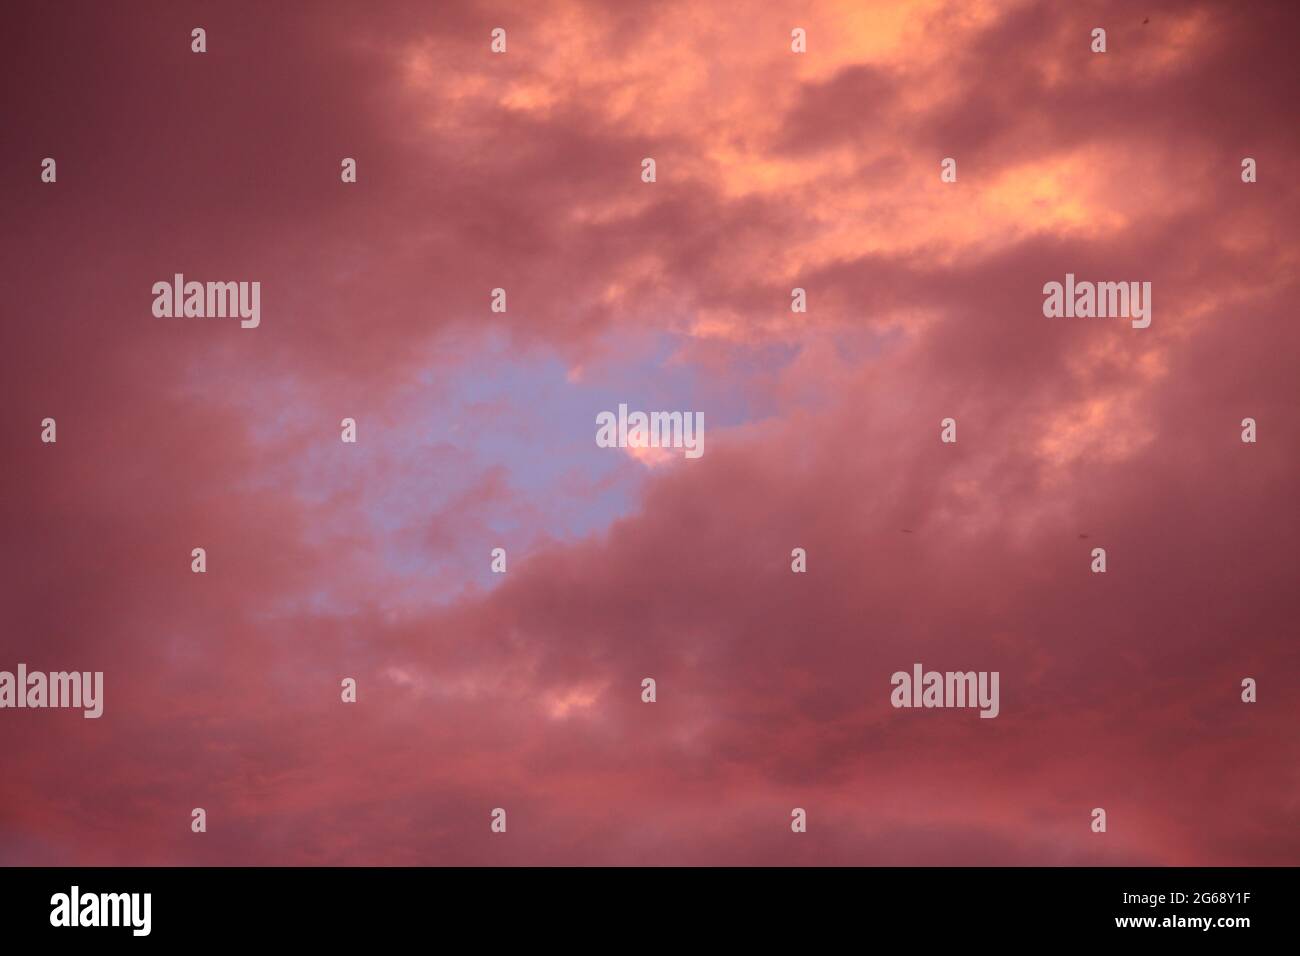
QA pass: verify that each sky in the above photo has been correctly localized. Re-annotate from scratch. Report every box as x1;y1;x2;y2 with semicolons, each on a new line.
1;0;1298;866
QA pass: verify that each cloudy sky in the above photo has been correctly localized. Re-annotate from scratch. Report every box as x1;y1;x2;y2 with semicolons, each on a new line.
2;0;1297;865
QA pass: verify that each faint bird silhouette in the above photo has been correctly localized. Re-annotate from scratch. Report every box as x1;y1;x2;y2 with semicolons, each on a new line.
900;529;914;534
